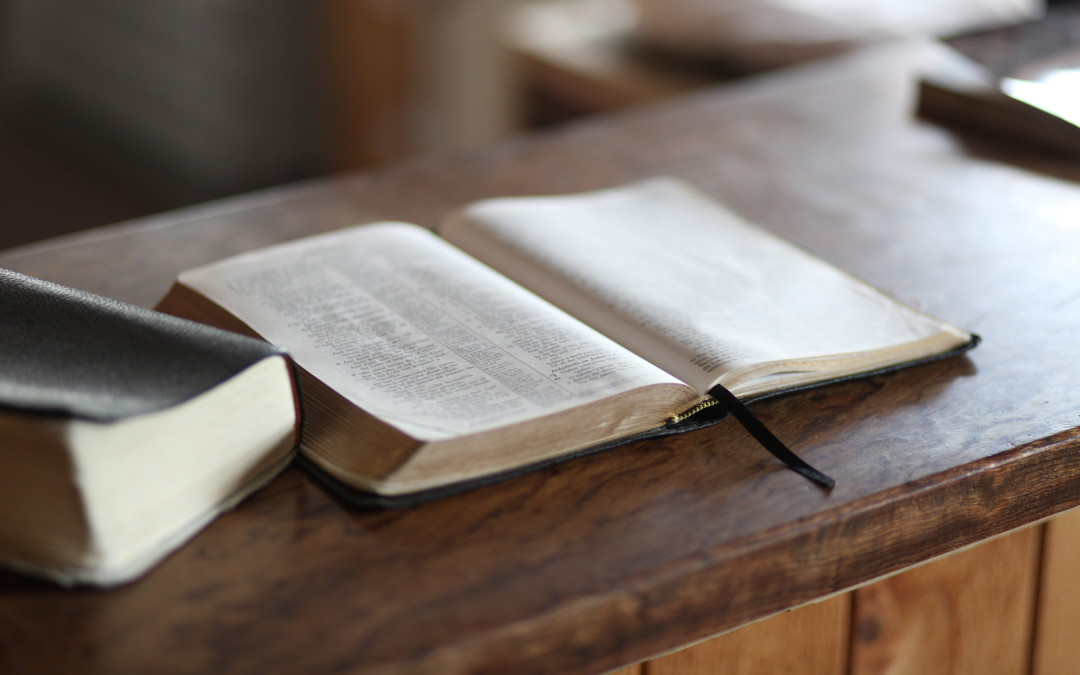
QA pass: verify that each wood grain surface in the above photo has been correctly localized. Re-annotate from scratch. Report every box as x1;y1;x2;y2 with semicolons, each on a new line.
1032;509;1080;674
649;594;850;674
2;42;1080;674
850;527;1041;674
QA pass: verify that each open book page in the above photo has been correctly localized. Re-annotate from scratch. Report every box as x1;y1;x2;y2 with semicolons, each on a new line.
176;223;690;441
441;178;971;396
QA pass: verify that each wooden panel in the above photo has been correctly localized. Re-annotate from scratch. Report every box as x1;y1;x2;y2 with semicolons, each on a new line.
646;594;850;675
611;665;642;675
850;526;1041;675
1032;508;1080;675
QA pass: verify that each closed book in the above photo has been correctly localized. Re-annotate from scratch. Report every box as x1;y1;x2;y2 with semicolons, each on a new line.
0;269;298;586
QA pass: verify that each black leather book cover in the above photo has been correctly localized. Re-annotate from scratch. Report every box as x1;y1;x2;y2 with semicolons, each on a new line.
0;268;286;421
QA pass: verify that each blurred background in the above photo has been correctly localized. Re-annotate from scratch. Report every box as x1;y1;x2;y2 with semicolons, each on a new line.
0;0;534;250
0;0;1064;250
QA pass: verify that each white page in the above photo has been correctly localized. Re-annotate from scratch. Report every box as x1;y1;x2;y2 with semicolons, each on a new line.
441;177;968;394
178;223;686;441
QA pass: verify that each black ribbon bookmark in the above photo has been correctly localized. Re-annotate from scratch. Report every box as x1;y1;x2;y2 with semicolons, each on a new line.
707;385;835;490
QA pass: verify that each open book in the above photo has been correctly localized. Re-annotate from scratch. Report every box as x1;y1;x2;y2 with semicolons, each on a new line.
158;178;977;505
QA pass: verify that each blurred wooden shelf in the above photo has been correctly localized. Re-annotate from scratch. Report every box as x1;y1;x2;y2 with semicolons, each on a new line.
505;0;717;121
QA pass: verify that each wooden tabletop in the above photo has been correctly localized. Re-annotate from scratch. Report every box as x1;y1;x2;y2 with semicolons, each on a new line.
2;42;1080;674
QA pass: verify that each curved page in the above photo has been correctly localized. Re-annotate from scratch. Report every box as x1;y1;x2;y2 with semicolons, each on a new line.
441;178;970;395
177;223;687;441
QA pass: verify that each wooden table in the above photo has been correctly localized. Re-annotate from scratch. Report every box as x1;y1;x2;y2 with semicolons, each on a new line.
2;42;1080;674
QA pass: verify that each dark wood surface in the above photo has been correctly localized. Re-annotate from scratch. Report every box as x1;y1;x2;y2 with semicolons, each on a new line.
2;42;1080;674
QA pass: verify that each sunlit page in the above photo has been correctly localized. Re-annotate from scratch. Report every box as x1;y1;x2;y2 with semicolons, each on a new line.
442;178;966;394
